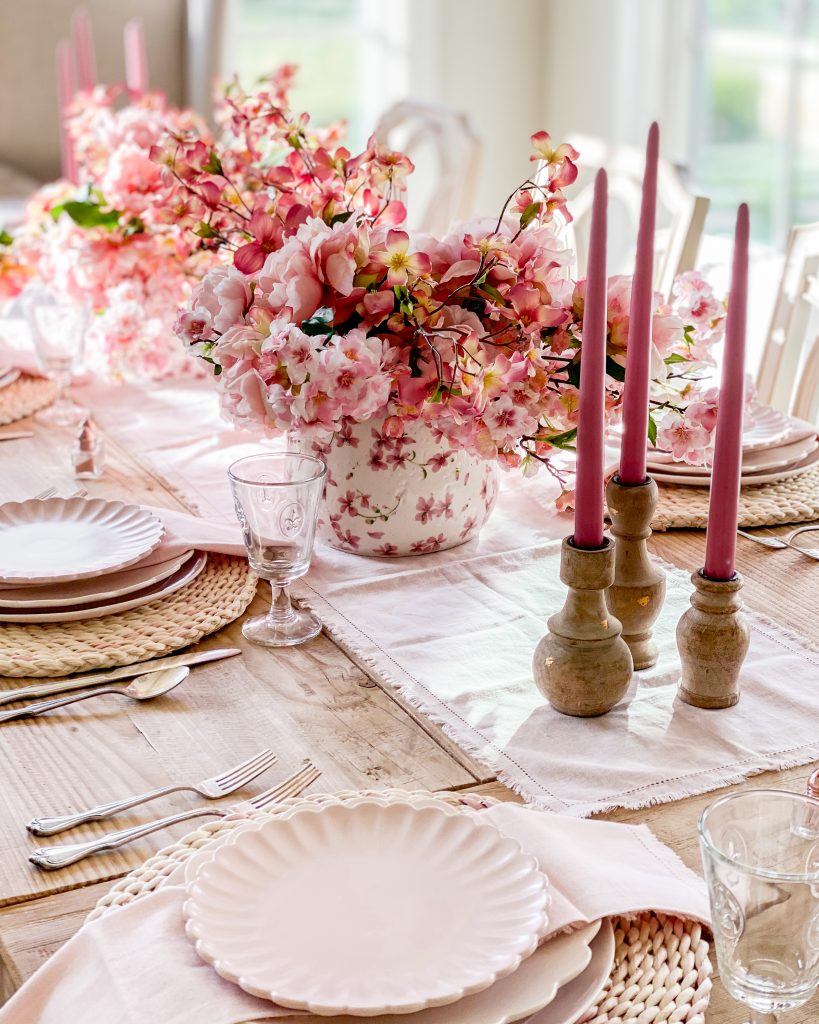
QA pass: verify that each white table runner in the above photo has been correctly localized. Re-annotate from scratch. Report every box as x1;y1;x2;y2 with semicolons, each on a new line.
73;379;819;815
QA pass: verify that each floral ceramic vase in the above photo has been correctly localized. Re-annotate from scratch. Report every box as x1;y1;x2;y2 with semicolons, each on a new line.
296;418;499;557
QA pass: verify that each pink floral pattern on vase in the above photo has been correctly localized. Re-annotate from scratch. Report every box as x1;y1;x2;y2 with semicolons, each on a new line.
296;417;499;557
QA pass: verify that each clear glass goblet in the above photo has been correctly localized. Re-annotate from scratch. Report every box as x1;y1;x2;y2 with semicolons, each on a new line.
22;286;88;426
228;452;326;647
699;790;819;1023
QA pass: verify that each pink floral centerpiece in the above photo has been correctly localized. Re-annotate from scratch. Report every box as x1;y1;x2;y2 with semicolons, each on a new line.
4;86;217;380
168;85;728;555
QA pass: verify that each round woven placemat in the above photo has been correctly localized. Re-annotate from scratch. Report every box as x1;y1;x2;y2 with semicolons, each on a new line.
0;554;258;678
0;374;56;425
88;788;712;1024
651;465;819;531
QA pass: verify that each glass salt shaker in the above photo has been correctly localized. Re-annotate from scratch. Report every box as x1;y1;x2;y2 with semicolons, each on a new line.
72;415;105;479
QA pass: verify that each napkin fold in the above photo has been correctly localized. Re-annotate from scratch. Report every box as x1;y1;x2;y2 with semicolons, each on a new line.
138;506;246;564
0;804;710;1024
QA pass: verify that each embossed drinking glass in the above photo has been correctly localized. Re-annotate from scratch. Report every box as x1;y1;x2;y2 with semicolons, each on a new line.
228;453;326;647
22;285;89;426
699;790;819;1023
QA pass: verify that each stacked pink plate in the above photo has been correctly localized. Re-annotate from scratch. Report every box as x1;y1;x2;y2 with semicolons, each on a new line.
648;405;819;486
181;798;616;1024
0;496;206;623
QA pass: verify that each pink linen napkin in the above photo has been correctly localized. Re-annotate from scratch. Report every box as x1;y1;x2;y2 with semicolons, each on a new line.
136;506;246;564
0;805;709;1024
0;319;43;376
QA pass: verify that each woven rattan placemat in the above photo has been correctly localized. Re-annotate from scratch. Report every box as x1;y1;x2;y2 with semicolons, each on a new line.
0;554;258;678
652;465;819;531
0;374;56;426
88;788;712;1024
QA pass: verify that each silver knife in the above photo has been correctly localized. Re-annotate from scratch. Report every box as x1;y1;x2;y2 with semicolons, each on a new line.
0;648;241;706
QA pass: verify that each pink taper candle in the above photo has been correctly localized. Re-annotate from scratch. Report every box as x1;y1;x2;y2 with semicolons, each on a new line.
55;41;78;185
124;19;148;95
573;169;608;550
619;122;659;484
71;7;96;92
703;203;749;581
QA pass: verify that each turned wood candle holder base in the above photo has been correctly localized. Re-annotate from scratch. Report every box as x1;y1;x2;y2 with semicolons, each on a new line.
533;537;634;717
677;570;750;709
605;475;666;670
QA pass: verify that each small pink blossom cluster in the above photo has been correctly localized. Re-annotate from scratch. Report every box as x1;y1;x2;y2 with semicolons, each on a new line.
149;66;413;274
2;87;217;380
176;129;728;476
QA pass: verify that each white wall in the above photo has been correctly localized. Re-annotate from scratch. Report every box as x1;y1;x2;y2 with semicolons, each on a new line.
402;0;700;214
406;0;547;217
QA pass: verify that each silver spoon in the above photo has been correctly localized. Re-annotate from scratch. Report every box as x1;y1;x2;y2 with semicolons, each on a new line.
0;666;189;723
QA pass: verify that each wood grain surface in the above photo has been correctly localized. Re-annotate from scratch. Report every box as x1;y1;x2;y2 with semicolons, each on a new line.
1;412;817;1023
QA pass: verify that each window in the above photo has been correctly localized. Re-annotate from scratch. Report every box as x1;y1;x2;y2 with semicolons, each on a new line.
230;0;410;151
691;0;819;246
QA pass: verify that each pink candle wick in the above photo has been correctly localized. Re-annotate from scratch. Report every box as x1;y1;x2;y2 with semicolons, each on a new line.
573;168;608;550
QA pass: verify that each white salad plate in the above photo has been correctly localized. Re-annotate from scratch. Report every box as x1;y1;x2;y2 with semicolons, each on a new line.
0;549;193;608
0;550;206;622
651;443;819;487
523;920;615;1024
183;799;551;1016
0;497;164;584
648;434;819;478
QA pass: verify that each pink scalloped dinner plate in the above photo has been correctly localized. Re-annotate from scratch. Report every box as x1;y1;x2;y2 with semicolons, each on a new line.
183;799;550;1016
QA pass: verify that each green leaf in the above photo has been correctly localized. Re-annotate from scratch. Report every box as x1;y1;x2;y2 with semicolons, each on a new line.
0;229;12;246
330;211;353;226
605;356;626;382
565;358;581;389
545;427;578;451
647;414;658;446
203;151;223;175
519;201;542;230
664;352;688;364
479;281;505;304
121;217;145;238
193;221;219;239
301;308;335;337
51;200;122;230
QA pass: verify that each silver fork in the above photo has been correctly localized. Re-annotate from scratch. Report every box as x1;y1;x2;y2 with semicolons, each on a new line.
27;748;279;836
31;486;88;500
29;760;321;870
738;525;819;557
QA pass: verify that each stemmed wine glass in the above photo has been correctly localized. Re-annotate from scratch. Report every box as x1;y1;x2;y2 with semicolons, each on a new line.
22;285;89;426
699;790;819;1023
228;452;326;647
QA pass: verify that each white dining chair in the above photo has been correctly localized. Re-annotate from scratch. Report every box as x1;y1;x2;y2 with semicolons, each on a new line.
756;222;819;424
541;134;709;299
374;100;482;236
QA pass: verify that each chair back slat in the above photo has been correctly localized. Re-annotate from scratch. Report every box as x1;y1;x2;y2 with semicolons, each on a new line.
374;101;482;236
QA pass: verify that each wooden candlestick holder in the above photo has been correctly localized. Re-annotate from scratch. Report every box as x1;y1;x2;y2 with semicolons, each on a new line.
605;474;666;670
533;536;633;717
677;570;750;709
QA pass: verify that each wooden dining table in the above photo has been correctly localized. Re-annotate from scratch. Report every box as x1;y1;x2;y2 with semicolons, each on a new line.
1;409;818;1023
